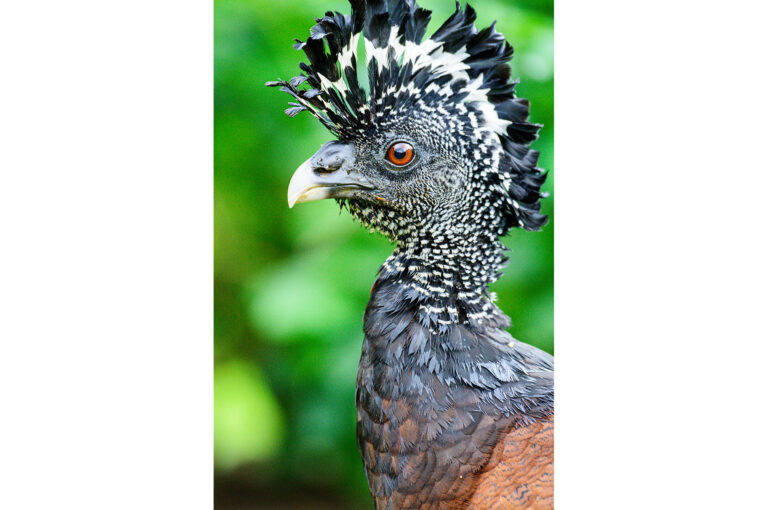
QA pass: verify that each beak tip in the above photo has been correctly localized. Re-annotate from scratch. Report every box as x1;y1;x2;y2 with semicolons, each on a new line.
287;159;312;209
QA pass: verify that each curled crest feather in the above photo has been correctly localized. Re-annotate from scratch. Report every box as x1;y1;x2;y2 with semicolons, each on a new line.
267;0;548;232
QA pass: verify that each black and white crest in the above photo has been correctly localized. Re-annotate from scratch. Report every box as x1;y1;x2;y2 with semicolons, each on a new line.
268;0;547;234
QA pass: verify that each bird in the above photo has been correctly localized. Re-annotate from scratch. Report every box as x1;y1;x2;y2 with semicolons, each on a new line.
267;1;553;508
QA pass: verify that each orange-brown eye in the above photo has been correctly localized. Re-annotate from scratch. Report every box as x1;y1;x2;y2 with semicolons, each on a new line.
386;142;414;166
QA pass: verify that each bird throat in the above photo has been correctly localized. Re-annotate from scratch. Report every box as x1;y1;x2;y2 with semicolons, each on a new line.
345;196;513;332
377;228;510;334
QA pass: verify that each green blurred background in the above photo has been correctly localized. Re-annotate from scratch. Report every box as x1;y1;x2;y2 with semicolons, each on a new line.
214;0;553;507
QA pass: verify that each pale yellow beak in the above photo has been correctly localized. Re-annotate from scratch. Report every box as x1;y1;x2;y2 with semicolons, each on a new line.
287;142;373;207
287;157;338;207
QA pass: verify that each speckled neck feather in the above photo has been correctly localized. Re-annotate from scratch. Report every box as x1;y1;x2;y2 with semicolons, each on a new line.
378;229;509;333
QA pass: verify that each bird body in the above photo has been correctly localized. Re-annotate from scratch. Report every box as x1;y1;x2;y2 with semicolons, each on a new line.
268;1;553;507
359;270;553;509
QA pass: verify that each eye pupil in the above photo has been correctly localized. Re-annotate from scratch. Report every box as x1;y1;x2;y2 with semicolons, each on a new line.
386;142;414;167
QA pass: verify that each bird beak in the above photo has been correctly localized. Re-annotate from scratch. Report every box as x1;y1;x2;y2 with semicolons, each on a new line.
287;141;373;208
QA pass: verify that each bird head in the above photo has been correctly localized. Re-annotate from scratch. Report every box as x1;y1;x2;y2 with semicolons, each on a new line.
268;0;547;251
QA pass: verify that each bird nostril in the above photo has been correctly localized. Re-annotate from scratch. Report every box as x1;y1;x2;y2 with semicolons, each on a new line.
313;166;337;176
313;161;343;176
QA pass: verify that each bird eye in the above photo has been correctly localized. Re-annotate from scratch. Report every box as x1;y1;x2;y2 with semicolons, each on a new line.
386;142;414;167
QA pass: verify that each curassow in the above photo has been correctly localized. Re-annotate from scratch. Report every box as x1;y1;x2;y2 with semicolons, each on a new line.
267;1;553;508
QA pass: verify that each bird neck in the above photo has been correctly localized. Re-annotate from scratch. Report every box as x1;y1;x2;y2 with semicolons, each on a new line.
376;228;510;333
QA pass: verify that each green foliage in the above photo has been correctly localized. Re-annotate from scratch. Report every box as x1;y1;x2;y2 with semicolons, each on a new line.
215;0;552;506
214;360;285;470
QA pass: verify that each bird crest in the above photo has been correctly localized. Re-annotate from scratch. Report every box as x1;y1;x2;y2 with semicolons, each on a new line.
267;0;547;233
